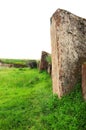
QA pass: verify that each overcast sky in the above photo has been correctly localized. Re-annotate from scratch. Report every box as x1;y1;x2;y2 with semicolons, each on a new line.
0;0;86;59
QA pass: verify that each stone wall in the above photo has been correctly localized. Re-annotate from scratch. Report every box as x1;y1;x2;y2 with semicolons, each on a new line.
0;62;27;68
50;9;86;98
0;62;13;68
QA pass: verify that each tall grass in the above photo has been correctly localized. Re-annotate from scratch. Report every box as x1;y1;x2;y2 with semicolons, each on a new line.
0;68;86;130
42;83;86;130
0;68;52;130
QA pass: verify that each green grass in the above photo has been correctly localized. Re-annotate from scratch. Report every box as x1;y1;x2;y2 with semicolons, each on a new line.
0;68;52;130
42;84;86;130
0;58;37;65
0;68;86;130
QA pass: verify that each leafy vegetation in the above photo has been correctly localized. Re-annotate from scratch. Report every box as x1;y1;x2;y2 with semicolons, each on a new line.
46;55;52;64
42;83;86;130
0;67;86;130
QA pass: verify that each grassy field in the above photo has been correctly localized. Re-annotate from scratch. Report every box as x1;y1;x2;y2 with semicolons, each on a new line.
0;67;86;130
0;58;37;65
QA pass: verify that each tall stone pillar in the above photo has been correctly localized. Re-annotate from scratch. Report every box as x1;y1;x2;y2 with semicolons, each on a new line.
50;9;86;98
82;64;86;100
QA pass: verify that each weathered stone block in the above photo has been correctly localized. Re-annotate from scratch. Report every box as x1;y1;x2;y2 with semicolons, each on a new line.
39;51;51;71
27;61;37;69
50;9;86;98
82;64;86;100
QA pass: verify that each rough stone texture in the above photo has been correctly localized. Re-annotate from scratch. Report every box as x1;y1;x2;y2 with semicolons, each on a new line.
13;63;27;68
47;63;52;75
27;61;37;69
50;9;86;98
0;61;27;68
0;62;14;68
39;51;49;71
82;64;86;100
39;51;52;75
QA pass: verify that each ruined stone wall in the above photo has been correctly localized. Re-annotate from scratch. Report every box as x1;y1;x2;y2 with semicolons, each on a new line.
50;9;86;98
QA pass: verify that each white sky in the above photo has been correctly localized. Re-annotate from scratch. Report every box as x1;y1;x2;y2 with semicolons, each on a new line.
0;0;86;59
